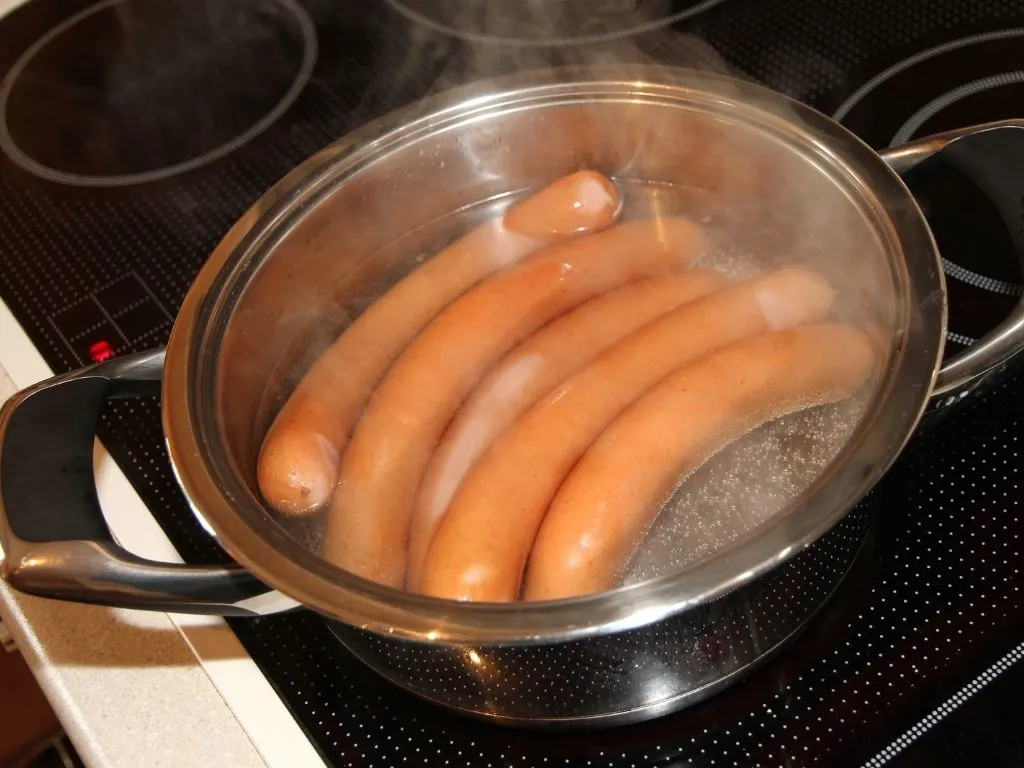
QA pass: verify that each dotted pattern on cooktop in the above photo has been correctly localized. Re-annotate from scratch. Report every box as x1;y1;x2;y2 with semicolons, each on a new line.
2;0;1024;765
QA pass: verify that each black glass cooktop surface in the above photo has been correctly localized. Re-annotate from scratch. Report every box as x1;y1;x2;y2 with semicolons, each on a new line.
2;0;1024;766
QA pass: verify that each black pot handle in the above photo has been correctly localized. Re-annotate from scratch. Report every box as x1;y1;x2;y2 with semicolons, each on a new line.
879;119;1024;415
0;349;291;616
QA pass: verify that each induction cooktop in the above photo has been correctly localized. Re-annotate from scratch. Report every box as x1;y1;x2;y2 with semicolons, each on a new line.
2;0;1024;765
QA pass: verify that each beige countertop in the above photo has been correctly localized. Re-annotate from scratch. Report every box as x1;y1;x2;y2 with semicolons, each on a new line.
0;365;266;768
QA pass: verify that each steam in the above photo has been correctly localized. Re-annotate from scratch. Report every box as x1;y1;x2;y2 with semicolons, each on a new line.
226;1;896;592
370;2;888;585
398;1;741;95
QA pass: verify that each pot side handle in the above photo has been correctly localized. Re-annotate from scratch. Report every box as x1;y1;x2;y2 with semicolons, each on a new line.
879;120;1024;403
0;349;293;616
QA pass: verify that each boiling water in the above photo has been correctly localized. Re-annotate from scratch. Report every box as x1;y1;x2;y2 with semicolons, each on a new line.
269;176;882;592
613;179;876;584
624;397;866;584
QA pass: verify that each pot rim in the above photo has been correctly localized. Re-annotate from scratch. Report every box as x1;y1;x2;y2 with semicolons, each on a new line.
163;64;945;645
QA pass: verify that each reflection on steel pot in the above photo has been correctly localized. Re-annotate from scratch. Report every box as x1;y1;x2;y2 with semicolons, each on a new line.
3;66;1024;727
331;509;872;723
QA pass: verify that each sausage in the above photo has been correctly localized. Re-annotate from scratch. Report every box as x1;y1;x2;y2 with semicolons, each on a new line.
503;171;620;238
405;269;727;590
417;267;836;602
524;323;875;601
257;169;622;516
323;217;708;587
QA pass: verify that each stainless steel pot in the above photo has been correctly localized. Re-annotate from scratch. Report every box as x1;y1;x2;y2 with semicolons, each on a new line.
2;66;1024;727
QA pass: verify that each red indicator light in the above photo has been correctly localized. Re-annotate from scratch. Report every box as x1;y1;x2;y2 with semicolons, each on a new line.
89;339;115;363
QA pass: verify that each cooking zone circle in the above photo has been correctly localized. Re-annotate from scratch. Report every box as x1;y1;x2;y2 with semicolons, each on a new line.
0;0;316;187
833;28;1024;350
384;0;730;47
